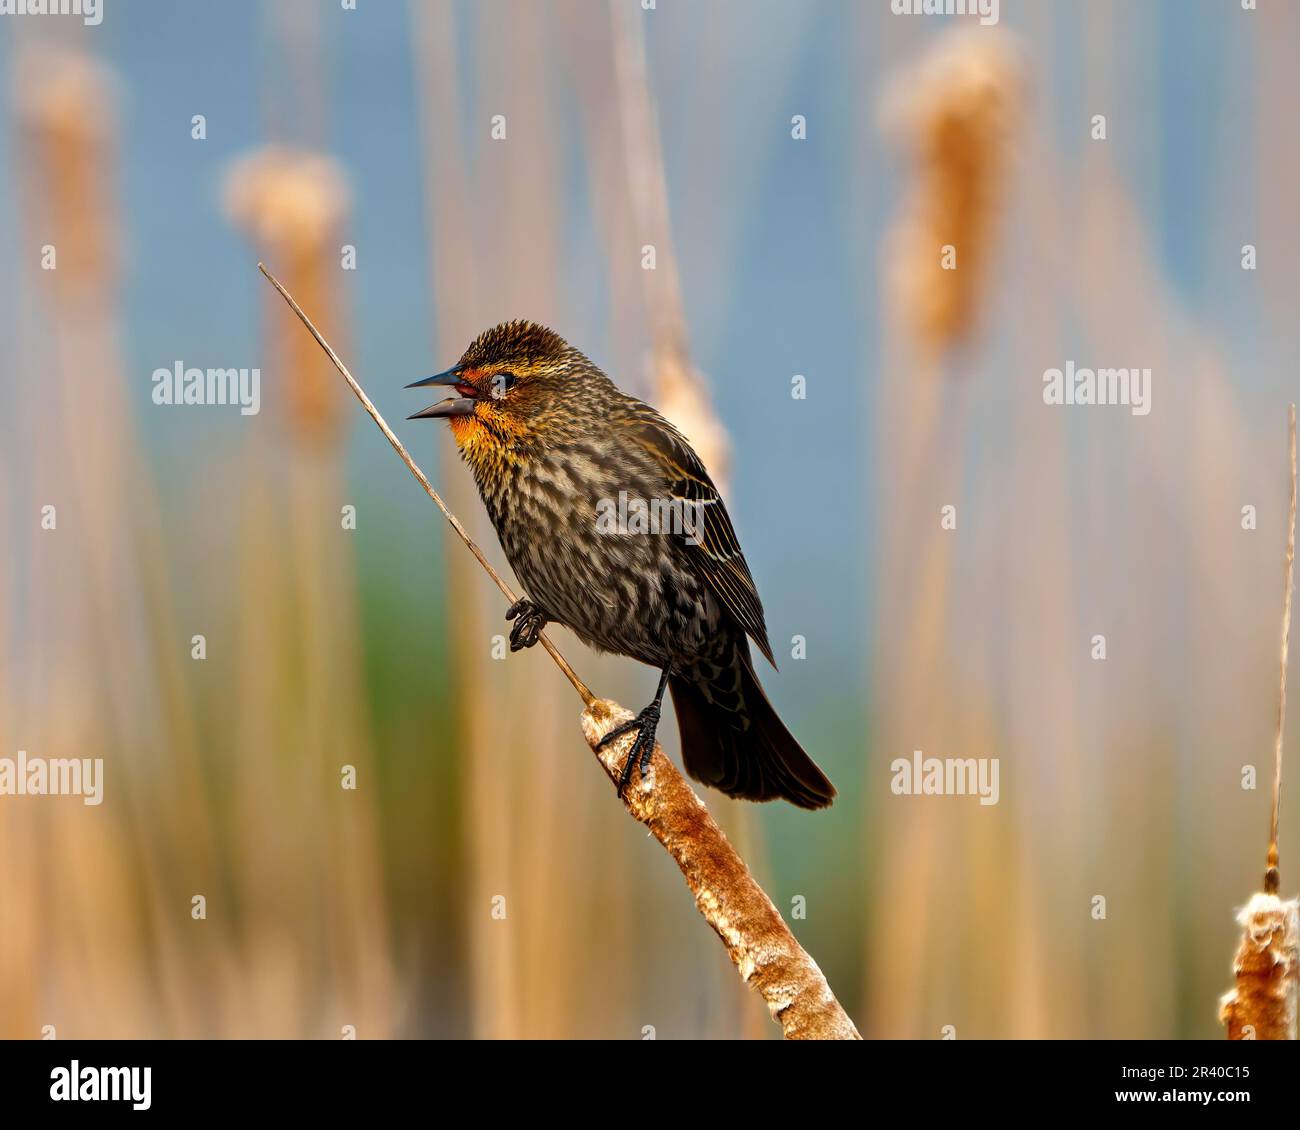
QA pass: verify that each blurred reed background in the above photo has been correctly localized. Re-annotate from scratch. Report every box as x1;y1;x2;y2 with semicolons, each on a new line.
0;0;1296;1039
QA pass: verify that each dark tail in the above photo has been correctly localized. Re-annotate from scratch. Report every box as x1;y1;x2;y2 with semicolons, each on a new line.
669;644;835;809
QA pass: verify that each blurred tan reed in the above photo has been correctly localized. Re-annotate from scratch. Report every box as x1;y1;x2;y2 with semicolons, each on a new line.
6;35;397;1038
225;141;398;1037
410;0;515;1040
6;44;202;1038
609;0;731;485
867;28;1030;1038
226;1;396;1042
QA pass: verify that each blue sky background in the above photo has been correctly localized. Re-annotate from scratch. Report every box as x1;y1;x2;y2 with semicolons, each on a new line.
1;1;1273;669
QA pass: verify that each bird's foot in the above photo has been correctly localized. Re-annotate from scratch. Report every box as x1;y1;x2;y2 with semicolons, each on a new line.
504;598;547;652
597;701;662;798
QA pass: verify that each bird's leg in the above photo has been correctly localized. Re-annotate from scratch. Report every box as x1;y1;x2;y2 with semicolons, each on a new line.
597;666;671;797
504;598;548;652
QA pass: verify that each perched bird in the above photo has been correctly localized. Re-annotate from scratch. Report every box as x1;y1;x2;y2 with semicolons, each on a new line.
408;321;835;809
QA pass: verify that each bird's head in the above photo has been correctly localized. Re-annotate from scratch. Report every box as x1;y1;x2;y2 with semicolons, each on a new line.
407;320;600;457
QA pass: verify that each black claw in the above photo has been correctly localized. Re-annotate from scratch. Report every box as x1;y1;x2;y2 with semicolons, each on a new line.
598;703;662;798
505;599;547;652
638;722;657;774
596;667;671;800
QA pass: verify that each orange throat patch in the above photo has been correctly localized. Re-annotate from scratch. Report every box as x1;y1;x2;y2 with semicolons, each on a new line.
449;409;528;474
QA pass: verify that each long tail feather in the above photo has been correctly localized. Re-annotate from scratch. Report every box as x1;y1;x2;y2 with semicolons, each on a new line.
670;646;835;809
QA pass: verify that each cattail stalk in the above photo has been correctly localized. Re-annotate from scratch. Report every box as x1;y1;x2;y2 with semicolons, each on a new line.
582;701;860;1039
1266;404;1297;896
258;264;859;1039
1220;404;1298;1040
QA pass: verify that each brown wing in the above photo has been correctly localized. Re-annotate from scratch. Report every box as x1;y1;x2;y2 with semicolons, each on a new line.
623;403;776;667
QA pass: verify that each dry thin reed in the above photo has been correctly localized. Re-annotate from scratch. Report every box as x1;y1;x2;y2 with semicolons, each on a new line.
1220;405;1298;1040
1266;405;1297;895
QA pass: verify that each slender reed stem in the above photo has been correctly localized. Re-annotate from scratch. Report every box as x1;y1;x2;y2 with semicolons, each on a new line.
258;262;595;706
1266;404;1297;895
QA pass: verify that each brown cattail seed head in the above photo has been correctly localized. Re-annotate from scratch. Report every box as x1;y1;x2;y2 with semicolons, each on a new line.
1219;892;1299;1040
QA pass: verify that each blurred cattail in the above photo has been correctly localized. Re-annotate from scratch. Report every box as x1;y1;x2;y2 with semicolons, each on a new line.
13;48;118;287
224;146;350;445
880;31;1023;355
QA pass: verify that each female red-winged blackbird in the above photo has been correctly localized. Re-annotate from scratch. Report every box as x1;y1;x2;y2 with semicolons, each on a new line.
409;321;835;809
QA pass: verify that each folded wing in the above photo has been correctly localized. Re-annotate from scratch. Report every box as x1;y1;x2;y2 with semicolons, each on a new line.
623;403;776;668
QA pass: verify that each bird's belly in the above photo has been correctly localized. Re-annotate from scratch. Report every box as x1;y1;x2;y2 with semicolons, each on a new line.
499;507;715;666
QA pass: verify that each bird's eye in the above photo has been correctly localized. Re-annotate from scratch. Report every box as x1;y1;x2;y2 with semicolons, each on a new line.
490;372;517;400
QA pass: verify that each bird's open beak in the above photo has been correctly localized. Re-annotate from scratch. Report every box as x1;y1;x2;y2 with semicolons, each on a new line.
406;365;477;419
